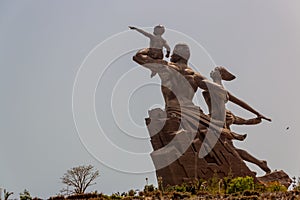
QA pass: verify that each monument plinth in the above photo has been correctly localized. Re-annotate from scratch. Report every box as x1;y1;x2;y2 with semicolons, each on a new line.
146;108;256;186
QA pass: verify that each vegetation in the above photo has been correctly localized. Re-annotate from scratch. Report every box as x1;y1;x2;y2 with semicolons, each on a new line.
60;165;100;194
3;189;13;200
226;176;254;194
265;181;287;192
20;189;32;200
6;166;300;200
293;176;300;191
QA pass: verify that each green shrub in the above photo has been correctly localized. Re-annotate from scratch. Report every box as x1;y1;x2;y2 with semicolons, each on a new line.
138;190;144;196
239;196;258;200
174;185;186;192
207;172;220;194
152;190;162;199
295;185;300;191
66;193;102;199
122;197;133;200
265;181;287;192
226;176;254;194
127;189;136;197
172;191;191;199
294;177;300;191
242;190;259;196
20;189;32;200
144;184;155;193
110;193;122;199
253;182;266;193
48;195;65;200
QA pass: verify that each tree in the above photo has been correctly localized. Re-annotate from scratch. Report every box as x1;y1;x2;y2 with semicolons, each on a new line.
61;165;100;194
4;189;13;200
128;189;136;196
20;189;32;200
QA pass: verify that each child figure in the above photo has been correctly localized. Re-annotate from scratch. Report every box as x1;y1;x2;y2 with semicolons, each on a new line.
129;25;171;77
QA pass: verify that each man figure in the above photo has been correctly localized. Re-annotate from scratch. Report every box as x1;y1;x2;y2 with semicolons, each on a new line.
133;43;270;135
133;42;272;184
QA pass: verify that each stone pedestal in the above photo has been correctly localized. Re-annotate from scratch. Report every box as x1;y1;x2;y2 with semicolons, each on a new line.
146;108;257;186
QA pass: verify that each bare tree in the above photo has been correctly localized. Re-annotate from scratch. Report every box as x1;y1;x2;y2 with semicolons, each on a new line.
61;165;100;194
4;189;13;200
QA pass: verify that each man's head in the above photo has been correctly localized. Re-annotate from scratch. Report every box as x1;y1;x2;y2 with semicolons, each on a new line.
170;43;190;64
153;25;165;35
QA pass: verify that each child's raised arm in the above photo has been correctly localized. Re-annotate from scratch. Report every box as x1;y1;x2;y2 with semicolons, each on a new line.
129;26;153;38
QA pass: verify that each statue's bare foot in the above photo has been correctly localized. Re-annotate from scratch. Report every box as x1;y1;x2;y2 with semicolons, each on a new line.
260;160;271;174
233;133;247;141
251;171;257;176
241;134;247;140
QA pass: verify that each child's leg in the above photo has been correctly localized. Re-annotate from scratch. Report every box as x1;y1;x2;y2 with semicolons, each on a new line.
149;48;163;59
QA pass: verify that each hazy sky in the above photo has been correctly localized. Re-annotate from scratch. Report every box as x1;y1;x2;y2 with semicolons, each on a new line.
1;0;300;199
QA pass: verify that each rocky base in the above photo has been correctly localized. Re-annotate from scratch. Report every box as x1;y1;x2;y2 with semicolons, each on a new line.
258;170;292;188
146;108;292;189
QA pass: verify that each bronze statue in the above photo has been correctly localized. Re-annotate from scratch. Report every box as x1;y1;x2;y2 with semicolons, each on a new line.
203;67;271;174
132;41;289;187
134;44;269;139
129;25;171;77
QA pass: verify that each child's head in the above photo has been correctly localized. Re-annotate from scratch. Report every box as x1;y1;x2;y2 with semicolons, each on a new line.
153;25;165;35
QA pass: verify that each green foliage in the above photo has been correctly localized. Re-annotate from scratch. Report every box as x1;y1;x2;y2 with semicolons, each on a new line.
44;175;296;199
223;175;233;194
174;184;186;192
265;181;287;192
110;193;122;199
138;190;144;197
127;189;136;196
157;176;163;191
226;176;254;194
253;182;266;193
172;191;191;199
242;190;260;196
207;172;220;194
20;189;32;200
48;195;65;200
152;190;162;199
294;177;300;191
66;193;102;199
145;184;155;192
183;182;197;195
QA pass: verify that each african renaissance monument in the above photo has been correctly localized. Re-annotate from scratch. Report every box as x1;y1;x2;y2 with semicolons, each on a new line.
130;25;291;188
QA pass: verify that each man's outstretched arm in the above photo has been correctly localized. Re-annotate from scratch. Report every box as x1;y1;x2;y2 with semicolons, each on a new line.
194;72;212;91
133;51;168;72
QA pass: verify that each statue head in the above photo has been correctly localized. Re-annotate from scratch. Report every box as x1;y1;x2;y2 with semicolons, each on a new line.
171;43;190;64
153;25;165;36
212;66;236;81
